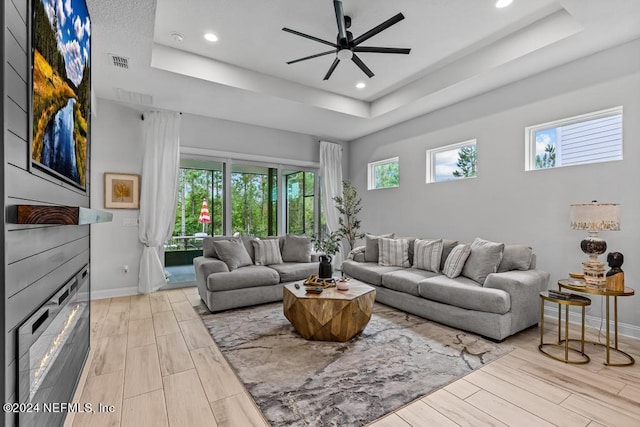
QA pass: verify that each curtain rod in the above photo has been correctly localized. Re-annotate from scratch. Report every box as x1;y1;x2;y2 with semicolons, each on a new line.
141;112;182;120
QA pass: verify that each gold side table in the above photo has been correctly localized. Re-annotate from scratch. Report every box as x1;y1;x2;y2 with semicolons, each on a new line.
539;291;591;364
558;279;635;366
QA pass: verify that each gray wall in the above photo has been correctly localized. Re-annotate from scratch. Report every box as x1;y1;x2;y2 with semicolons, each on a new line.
91;99;348;297
349;40;640;336
4;1;91;425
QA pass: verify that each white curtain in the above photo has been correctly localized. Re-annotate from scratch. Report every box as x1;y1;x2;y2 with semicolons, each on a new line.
138;111;181;294
320;141;344;268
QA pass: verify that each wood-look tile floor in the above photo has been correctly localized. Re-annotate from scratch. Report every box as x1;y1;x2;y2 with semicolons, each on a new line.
65;288;640;427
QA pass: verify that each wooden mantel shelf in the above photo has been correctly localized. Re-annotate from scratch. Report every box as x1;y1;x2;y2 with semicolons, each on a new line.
17;205;113;225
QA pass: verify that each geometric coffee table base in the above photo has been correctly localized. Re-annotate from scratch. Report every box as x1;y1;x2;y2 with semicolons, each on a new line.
283;282;376;342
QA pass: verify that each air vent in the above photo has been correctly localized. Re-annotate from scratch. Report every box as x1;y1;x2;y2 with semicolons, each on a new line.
114;88;153;106
108;53;129;69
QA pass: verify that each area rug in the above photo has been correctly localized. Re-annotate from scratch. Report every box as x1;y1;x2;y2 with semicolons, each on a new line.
197;302;513;427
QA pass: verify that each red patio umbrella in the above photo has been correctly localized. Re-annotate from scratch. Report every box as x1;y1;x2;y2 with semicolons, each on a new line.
198;199;211;233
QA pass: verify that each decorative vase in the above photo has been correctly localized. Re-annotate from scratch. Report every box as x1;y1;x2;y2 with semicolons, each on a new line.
318;255;333;279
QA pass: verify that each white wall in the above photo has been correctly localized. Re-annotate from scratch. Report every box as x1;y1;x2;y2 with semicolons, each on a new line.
90;99;144;298
349;41;640;335
90;99;348;298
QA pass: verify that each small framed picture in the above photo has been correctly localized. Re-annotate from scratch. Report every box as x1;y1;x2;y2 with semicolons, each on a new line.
104;173;140;209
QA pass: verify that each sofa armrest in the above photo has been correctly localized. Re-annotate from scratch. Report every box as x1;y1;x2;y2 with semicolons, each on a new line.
484;269;550;332
347;246;366;262
193;256;230;287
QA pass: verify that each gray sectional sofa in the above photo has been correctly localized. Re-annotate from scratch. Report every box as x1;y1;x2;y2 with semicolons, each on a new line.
194;235;319;312
342;235;550;341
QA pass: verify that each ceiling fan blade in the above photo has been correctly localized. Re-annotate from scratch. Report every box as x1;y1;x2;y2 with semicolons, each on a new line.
323;57;341;80
282;27;337;48
287;50;337;65
353;46;411;54
351;54;374;78
333;0;347;43
352;13;405;46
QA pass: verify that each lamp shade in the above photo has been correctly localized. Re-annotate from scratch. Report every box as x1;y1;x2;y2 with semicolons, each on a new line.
198;199;211;224
569;202;620;231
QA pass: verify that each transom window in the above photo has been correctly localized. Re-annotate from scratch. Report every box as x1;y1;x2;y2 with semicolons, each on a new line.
525;106;623;171
367;157;399;190
426;140;477;183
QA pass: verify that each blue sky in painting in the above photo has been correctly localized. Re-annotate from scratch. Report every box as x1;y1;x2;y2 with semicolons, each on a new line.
42;0;90;86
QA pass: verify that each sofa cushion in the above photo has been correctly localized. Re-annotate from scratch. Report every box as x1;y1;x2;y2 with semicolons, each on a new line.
443;244;471;278
206;265;280;292
253;238;283;266
378;237;411;267
268;262;319;283
203;236;235;258
281;235;312;263
418;275;511;314
440;239;459;272
462;238;505;285
212;239;253;270
413;239;443;273
364;233;394;262
381;268;439;296
341;260;403;286
498;245;533;272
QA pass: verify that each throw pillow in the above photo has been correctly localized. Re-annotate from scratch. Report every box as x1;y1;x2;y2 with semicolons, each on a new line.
203;236;234;258
497;244;533;273
281;234;312;263
364;233;394;263
461;238;506;285
252;238;284;266
378;237;410;268
212;239;253;270
413;239;443;273
443;244;471;278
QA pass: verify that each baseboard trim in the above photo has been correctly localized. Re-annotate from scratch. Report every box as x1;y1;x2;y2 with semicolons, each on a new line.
92;286;140;300
544;305;640;340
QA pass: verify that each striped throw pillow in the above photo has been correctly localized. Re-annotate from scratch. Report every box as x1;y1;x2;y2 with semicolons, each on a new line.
252;238;283;266
378;238;410;268
442;244;471;278
414;239;443;273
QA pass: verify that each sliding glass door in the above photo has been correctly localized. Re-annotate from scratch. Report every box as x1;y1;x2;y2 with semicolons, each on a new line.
231;164;277;237
285;170;316;236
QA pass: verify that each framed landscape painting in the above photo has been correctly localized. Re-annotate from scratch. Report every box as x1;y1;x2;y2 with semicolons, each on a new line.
30;0;91;190
104;173;140;209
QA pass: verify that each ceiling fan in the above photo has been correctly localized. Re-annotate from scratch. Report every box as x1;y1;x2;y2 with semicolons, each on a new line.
282;0;411;80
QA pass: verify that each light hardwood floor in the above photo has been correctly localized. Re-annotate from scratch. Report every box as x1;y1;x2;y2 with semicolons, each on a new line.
65;288;640;427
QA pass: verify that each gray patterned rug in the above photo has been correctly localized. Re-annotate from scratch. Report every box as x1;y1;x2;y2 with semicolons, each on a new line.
197;302;513;427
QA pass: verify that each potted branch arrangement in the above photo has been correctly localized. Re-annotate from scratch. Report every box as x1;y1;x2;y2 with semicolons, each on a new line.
311;231;341;279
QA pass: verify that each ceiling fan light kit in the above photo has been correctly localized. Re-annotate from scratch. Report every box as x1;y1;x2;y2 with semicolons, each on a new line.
283;0;411;81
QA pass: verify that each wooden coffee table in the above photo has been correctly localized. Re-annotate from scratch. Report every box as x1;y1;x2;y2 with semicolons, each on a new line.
283;280;376;342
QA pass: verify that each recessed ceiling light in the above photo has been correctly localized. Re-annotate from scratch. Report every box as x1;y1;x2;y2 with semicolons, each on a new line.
355;82;366;89
204;33;218;42
495;0;513;8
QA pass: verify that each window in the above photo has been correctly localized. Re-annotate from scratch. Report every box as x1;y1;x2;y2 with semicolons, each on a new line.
285;170;316;235
231;164;278;237
526;106;623;171
367;157;399;190
426;140;477;183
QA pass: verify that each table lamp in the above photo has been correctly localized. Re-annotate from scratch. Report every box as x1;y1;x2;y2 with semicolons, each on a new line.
570;201;620;287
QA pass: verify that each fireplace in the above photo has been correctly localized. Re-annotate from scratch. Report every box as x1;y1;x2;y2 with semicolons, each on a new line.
17;265;90;427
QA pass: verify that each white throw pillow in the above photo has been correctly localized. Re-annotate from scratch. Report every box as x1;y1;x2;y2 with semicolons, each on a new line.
378;238;410;268
252;238;283;266
442;244;471;278
413;239;443;273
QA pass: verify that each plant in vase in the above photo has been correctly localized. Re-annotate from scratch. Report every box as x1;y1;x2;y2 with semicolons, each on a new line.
333;180;365;252
311;231;341;279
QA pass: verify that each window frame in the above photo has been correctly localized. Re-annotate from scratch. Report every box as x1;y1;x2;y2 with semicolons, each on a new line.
367;157;400;190
525;106;623;171
425;139;477;184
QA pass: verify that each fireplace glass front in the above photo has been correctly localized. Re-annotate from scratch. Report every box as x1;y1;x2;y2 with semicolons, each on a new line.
17;265;90;427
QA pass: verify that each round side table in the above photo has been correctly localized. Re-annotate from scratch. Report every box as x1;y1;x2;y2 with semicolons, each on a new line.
558;280;635;366
539;291;591;364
